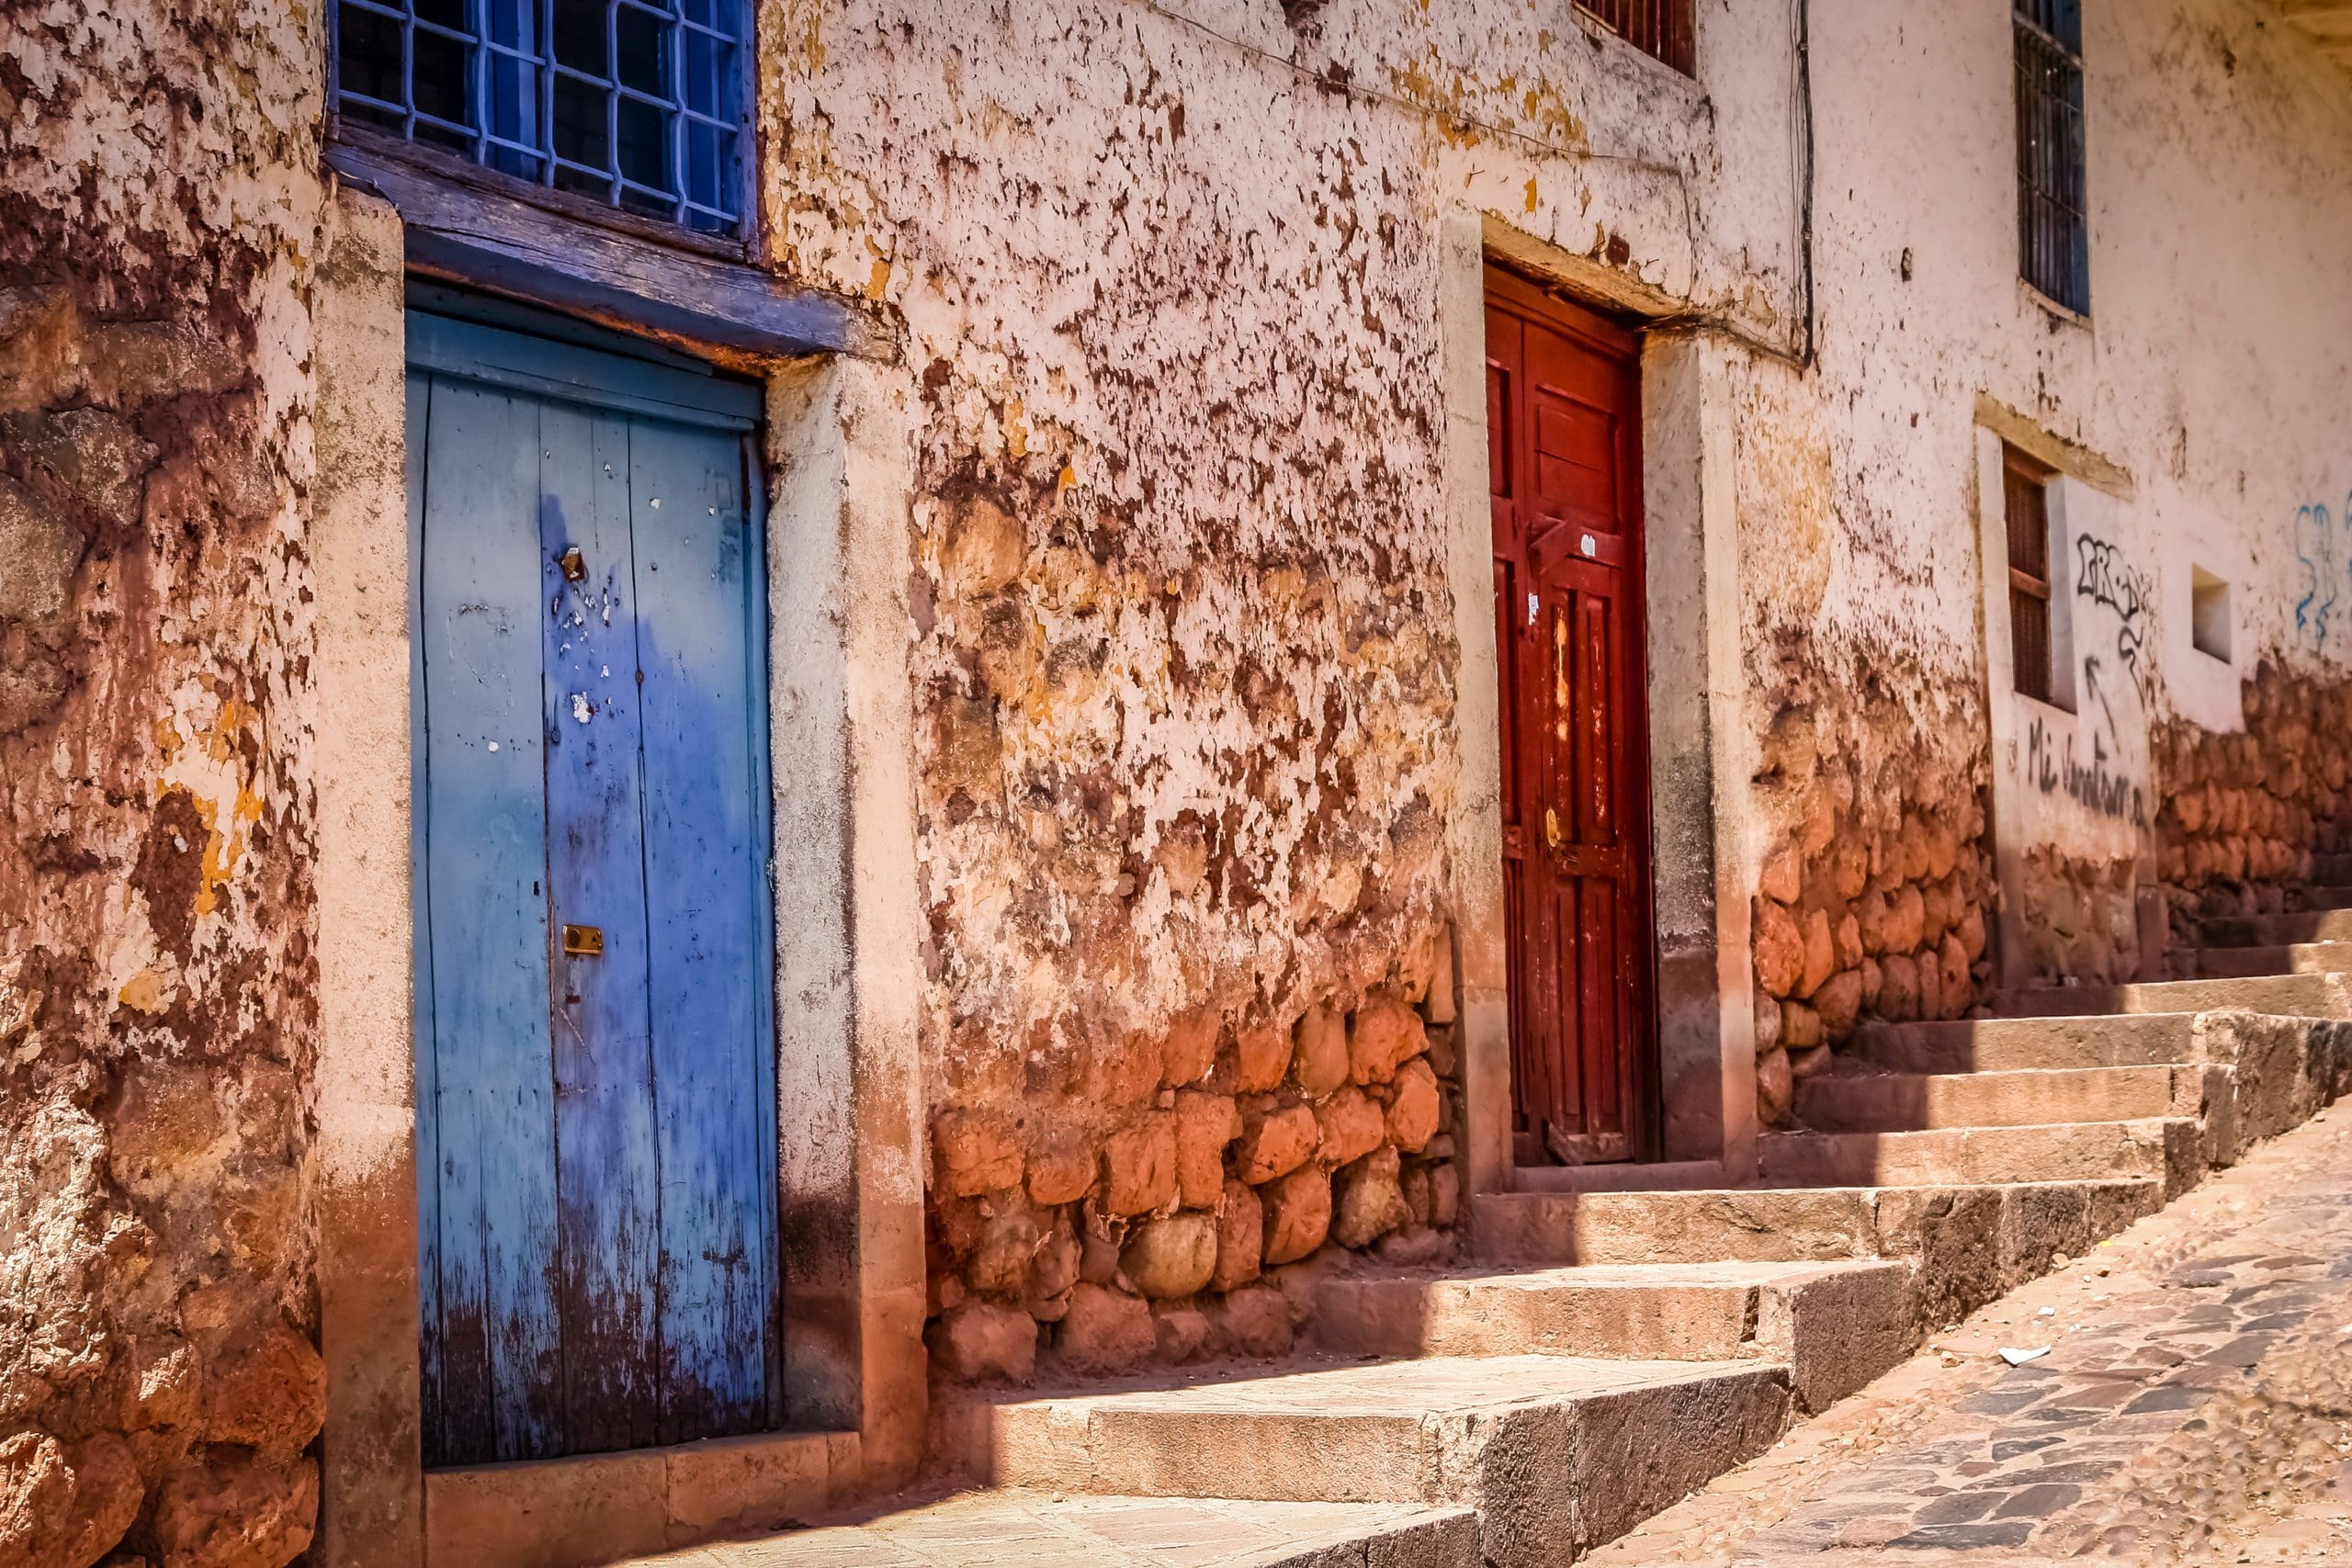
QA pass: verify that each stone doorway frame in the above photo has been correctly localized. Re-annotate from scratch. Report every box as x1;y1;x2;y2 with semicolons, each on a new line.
1437;213;1759;1200
307;184;929;1567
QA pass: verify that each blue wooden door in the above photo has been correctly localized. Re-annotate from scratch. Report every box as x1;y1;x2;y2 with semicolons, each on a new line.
405;308;779;1466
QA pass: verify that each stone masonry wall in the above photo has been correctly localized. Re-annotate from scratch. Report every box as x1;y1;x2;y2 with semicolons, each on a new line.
1741;620;1995;1127
1;7;327;1568
2155;661;2352;948
925;940;1463;1382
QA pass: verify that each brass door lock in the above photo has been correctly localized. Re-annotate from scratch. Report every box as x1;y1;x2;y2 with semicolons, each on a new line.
561;924;604;955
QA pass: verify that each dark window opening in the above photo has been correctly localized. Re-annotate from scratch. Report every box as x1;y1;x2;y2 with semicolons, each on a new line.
330;0;748;236
2015;0;2088;313
2004;446;2057;704
1576;0;1695;76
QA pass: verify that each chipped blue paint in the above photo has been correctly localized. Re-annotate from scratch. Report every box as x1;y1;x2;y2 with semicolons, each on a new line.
409;309;777;1465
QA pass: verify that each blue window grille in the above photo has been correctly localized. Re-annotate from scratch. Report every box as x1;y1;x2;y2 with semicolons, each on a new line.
330;0;748;237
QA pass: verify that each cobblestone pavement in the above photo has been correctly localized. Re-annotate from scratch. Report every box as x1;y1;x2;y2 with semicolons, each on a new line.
1587;1102;2352;1566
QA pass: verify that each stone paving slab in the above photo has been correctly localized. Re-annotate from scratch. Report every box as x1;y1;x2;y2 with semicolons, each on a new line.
612;1490;1477;1567
1583;1100;2352;1565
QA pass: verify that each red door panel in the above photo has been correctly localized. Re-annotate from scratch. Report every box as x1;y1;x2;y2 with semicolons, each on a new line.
1487;265;1657;1166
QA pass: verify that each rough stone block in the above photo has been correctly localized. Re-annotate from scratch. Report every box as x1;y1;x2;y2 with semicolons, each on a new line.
1315;1088;1385;1168
1151;1303;1210;1364
1236;1102;1317;1184
1122;1213;1218;1299
1174;1090;1240;1209
1054;1283;1157;1376
1755;900;1803;998
1026;1130;1095;1206
1261;1167;1332;1265
1160;1007;1221;1089
1100;1114;1177;1216
1205;1283;1295;1359
1797;908;1835;998
1234;1023;1293;1094
934;1108;1024;1199
1386;1058;1440;1152
1331;1147;1409;1250
1349;993;1426;1086
1294;1005;1349;1096
1213;1179;1263;1292
927;1301;1037;1385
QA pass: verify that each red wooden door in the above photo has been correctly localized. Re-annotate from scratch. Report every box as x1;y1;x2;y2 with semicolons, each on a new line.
1486;267;1657;1166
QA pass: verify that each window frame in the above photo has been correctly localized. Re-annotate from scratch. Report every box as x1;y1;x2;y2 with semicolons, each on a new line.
2003;444;2065;707
2013;0;2089;315
326;0;759;258
1574;0;1697;77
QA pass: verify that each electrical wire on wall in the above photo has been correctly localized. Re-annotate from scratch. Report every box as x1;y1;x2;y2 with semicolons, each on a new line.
1792;0;1819;368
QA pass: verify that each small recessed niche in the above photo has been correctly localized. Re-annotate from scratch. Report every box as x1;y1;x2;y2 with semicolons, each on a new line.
2191;567;2232;662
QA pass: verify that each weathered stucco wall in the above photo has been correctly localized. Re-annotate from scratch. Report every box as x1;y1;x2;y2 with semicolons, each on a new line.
0;5;330;1565
7;1;2352;1557
755;0;1807;1374
1734;0;2352;1115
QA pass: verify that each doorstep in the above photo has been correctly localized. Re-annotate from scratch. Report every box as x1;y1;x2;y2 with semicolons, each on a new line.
425;1427;858;1568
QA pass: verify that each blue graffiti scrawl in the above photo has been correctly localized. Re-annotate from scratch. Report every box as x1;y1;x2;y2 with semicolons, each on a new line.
2295;494;2345;650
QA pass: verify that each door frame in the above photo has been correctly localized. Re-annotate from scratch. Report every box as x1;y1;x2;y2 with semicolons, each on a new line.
1483;264;1663;1167
310;186;931;1568
1439;212;1762;1200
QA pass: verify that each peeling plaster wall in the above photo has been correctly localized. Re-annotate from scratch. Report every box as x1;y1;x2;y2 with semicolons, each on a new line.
756;0;1808;1372
0;5;330;1566
1736;0;2352;1103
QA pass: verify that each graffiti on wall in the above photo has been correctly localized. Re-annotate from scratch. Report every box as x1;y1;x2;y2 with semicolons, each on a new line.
2294;494;2346;650
2075;534;2153;701
2027;705;2145;826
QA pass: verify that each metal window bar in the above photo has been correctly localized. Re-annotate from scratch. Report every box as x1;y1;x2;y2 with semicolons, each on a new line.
2014;4;2088;313
1574;0;1695;76
329;0;746;236
2004;453;2055;704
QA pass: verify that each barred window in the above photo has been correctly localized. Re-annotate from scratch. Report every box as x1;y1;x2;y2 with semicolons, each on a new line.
2015;0;2088;314
330;0;748;237
1576;0;1695;76
2005;446;2058;704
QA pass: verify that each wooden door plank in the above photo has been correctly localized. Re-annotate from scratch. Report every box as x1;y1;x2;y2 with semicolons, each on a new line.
407;369;444;1460
627;416;778;1441
415;375;564;1463
537;401;665;1454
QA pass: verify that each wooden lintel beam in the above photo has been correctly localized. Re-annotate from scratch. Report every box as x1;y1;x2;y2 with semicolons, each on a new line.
325;135;890;363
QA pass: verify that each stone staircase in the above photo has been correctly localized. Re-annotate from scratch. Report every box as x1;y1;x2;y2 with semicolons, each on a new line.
619;895;2352;1568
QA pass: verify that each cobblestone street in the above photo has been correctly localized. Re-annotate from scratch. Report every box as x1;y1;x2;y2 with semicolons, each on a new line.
1586;1102;2352;1566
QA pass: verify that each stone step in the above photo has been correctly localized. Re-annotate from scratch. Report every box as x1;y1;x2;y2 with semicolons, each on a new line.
1510;1157;1727;1193
1312;1258;1912;1411
1469;1178;2163;1326
1793;1065;2186;1132
940;1354;1792;1568
1845;1013;2195;1075
612;1490;1481;1568
2201;908;2352;947
1756;1117;2197;1192
2001;972;2352;1020
2194;941;2352;978
2290;884;2352;910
